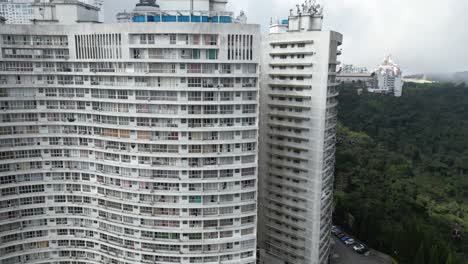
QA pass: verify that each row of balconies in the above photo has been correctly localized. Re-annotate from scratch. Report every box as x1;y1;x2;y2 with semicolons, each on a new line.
267;98;311;109
0;134;256;148
20;68;257;78
0;227;256;248
0;160;257;180
0;210;255;234
267;89;311;98
267;137;309;151
2;54;70;61
0;170;257;188
0;239;256;264
0;209;256;236
266;116;310;129
2;158;258;177
0;118;257;132
264;221;306;243
264;231;306;257
266;127;310;140
265;188;309;210
267;109;311;120
0;82;258;93
266;157;310;172
0;207;256;229
0;176;257;195
266;168;310;184
0;109;258;121
265;176;308;194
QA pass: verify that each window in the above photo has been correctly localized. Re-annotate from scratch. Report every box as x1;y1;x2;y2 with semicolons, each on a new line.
188;78;202;88
188;233;202;240
192;49;200;59
189;196;202;203
206;50;218;60
170;34;176;44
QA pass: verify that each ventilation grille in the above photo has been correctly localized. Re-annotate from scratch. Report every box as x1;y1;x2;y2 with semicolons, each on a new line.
75;33;122;60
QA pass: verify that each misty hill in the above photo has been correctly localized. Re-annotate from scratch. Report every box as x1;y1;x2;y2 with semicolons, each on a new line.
406;72;468;83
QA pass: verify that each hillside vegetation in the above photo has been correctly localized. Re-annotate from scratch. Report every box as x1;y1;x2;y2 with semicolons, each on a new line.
334;82;468;264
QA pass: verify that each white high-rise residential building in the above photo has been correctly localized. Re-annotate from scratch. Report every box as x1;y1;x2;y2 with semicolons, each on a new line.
370;55;403;97
258;2;342;264
0;0;33;24
0;0;260;263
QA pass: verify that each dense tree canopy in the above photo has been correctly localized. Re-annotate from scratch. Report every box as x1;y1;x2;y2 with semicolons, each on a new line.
334;82;468;264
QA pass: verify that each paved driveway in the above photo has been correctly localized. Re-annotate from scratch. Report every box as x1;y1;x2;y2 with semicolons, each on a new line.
330;237;392;264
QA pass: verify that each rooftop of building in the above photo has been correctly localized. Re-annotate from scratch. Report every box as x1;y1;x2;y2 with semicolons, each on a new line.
32;0;100;10
126;0;249;24
0;0;34;3
269;0;326;33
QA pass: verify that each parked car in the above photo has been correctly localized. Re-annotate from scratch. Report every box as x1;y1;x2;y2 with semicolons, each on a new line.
336;233;346;238
356;245;370;255
332;225;371;256
340;236;351;242
353;244;365;252
335;231;344;237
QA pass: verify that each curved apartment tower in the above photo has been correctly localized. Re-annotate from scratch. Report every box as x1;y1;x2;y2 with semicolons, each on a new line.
258;2;342;264
0;1;260;263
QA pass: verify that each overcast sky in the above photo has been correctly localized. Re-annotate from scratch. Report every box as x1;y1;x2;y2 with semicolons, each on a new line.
103;0;468;74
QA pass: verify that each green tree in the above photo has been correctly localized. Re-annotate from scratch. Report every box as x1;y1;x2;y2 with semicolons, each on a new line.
414;243;425;264
428;244;441;264
334;82;468;263
445;252;455;264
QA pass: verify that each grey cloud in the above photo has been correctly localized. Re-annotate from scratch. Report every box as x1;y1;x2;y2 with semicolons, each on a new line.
103;0;468;73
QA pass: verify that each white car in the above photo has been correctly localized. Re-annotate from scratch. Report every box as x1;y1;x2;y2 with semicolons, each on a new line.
353;244;365;251
344;238;355;245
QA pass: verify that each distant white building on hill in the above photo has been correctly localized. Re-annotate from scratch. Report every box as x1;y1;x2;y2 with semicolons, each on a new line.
370;55;404;97
0;0;33;24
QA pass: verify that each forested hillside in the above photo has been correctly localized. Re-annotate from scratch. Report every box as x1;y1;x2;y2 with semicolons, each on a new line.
333;82;468;264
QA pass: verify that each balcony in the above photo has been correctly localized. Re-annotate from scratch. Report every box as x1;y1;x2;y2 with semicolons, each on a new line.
268;79;310;87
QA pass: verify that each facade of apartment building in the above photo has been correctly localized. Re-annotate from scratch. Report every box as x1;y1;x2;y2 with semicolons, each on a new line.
0;1;260;264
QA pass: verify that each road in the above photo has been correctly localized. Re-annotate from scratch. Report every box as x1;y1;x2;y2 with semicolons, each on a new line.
330;237;392;264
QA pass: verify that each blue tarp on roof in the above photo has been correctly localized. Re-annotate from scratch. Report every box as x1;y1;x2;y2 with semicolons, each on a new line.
132;16;145;22
162;15;176;22
178;16;190;22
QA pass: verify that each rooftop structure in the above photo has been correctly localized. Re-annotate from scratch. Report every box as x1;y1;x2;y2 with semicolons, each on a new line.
130;0;235;24
337;64;375;86
116;10;131;23
31;0;100;24
340;64;369;74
